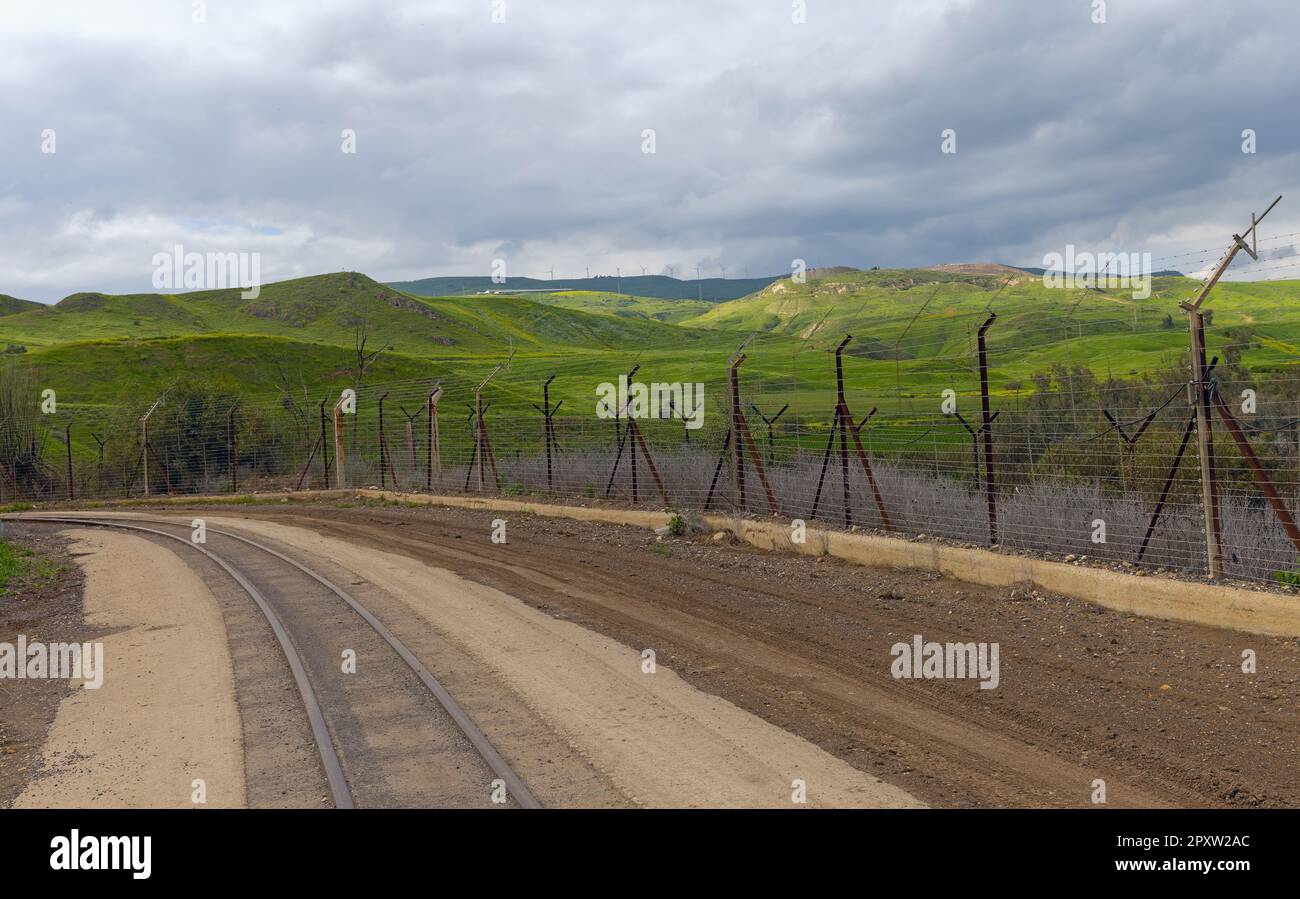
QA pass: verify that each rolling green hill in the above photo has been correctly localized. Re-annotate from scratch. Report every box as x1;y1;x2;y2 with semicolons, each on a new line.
0;295;41;317
390;273;780;302
683;267;1300;385
5;266;1300;465
524;290;714;325
0;272;704;357
0;273;761;460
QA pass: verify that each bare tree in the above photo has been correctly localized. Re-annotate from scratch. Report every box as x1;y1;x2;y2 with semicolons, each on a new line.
272;360;313;443
347;313;390;451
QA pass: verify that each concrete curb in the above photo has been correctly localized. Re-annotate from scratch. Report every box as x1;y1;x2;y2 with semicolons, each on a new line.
354;490;1300;639
713;515;1300;639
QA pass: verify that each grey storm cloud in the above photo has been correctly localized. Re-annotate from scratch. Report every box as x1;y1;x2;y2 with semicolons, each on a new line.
1;0;1298;302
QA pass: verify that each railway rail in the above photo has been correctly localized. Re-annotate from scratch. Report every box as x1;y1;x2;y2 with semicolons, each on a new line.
10;514;540;810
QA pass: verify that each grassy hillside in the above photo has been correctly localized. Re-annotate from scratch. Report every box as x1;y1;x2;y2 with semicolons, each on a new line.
390;273;780;302
0;273;763;460
683;267;1300;387
0;294;41;317
0;272;705;356
7;266;1300;466
524;290;714;325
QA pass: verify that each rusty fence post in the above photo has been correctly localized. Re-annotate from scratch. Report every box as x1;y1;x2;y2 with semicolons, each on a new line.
977;313;998;545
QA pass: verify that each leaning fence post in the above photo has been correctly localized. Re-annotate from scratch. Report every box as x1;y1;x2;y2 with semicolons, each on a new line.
1210;385;1300;555
1173;196;1280;577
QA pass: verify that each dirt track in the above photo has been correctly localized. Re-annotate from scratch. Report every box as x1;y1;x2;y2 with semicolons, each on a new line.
205;499;1300;808
13;529;245;808
8;498;1300;808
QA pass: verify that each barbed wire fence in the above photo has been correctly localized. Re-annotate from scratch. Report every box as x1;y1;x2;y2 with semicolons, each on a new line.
4;204;1300;587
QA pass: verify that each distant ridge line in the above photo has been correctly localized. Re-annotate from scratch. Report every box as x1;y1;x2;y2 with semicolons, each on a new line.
388;273;783;302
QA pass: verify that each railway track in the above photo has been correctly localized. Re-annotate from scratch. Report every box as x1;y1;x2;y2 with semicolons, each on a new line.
12;514;540;810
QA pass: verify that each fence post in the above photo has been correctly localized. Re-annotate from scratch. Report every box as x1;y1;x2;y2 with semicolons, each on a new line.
835;337;851;526
319;400;331;490
730;354;746;511
378;393;389;489
977;313;998;545
64;420;74;501
140;391;166;497
332;394;347;489
427;383;442;490
228;401;238;494
1175;196;1281;577
540;375;557;491
1184;307;1223;578
1210;386;1300;554
471;352;512;492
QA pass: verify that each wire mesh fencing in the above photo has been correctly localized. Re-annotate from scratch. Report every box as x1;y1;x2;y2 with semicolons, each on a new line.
11;223;1300;594
7;337;1300;590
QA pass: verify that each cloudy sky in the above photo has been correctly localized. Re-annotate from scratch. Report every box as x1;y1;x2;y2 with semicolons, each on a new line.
2;0;1298;302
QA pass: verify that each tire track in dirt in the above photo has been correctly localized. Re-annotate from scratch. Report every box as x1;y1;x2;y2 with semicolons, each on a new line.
228;507;1220;807
200;513;922;808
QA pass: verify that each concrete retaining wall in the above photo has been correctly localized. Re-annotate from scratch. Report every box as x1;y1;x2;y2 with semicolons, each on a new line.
358;490;1300;639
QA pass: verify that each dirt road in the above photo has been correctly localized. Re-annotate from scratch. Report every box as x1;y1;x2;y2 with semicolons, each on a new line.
7;498;1299;808
209;500;1300;808
13;529;244;808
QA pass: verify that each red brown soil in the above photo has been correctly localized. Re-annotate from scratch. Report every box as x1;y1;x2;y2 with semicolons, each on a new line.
174;498;1300;809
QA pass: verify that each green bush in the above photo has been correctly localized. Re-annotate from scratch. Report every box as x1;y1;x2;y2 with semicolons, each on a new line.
1273;568;1300;587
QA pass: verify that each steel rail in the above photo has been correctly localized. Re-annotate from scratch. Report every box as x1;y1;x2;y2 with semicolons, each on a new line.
203;523;541;809
12;513;541;810
13;516;354;808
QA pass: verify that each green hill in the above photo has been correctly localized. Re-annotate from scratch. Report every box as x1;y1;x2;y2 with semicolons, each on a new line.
524;290;714;324
0;294;41;317
390;273;780;302
0;272;711;357
682;266;1300;383
0;273;757;457
6;266;1300;466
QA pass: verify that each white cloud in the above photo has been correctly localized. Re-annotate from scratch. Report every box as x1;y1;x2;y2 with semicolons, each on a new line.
1;0;1298;301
